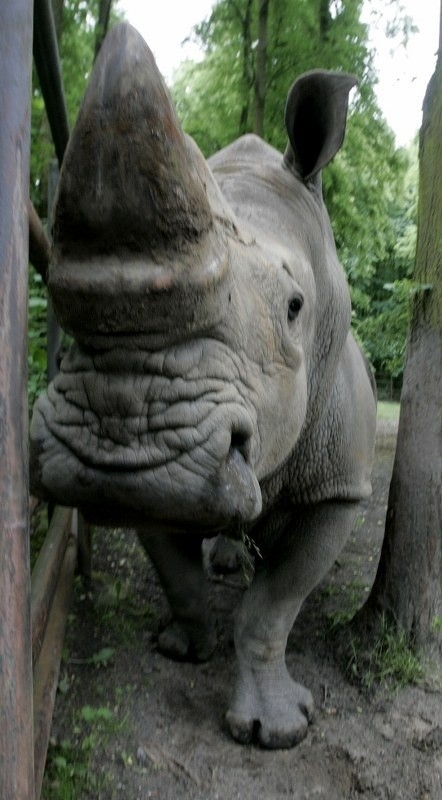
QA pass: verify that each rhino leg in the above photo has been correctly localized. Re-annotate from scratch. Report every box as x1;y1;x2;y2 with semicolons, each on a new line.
227;501;360;749
137;530;217;662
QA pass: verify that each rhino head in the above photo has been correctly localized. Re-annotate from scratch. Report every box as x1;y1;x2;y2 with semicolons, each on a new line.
30;23;357;532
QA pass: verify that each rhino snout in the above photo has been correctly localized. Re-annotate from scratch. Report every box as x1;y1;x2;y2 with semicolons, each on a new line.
206;424;262;527
30;343;262;529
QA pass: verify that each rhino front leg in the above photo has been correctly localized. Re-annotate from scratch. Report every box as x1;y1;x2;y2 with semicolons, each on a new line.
227;501;360;748
137;529;217;662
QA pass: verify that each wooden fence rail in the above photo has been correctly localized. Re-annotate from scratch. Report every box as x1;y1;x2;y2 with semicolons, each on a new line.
0;0;84;797
32;509;78;800
0;1;35;797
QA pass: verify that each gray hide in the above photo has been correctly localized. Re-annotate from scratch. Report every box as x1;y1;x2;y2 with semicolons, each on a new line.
30;23;376;748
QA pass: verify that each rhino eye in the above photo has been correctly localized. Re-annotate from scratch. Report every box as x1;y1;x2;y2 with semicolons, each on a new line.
288;293;304;321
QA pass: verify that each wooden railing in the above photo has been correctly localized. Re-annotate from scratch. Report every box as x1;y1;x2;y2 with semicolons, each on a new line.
0;1;93;796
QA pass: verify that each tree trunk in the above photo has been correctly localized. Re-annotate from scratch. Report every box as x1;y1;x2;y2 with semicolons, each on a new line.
253;0;269;138
319;0;332;40
51;0;64;41
238;0;254;135
94;0;113;61
364;8;442;651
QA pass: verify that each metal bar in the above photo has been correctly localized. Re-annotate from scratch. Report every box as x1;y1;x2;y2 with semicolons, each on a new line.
46;159;61;383
94;0;113;61
31;506;73;668
0;0;35;797
76;509;93;582
33;0;70;165
28;200;50;283
33;532;78;800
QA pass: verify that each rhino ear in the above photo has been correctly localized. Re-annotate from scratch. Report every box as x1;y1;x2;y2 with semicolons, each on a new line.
284;70;357;185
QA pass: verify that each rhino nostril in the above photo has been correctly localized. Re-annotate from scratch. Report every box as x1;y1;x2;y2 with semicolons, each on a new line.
230;430;251;462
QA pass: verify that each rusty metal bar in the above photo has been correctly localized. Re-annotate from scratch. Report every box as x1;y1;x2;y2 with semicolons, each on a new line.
46;159;61;383
33;0;70;165
76;510;93;582
31;506;73;667
0;0;35;797
28;199;50;282
33;531;78;800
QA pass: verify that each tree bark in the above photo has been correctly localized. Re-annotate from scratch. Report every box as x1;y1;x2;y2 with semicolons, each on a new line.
319;0;332;40
50;0;64;42
253;0;269;138
364;8;442;651
238;0;254;135
94;0;113;61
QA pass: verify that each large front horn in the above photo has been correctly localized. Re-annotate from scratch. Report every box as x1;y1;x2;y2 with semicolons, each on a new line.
54;22;214;253
49;23;231;340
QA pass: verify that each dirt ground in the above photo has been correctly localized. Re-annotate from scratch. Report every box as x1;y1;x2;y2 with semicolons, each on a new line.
45;421;442;800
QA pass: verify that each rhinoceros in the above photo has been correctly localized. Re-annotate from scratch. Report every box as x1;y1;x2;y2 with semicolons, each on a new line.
30;22;376;748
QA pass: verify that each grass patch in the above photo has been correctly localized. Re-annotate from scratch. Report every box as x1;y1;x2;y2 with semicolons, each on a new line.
377;401;400;421
344;614;424;690
91;572;158;645
324;579;369;632
42;704;125;799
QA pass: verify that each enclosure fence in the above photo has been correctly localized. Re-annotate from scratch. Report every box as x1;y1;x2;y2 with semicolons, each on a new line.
0;1;92;797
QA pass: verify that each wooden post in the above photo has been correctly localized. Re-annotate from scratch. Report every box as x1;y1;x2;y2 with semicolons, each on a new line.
0;0;35;798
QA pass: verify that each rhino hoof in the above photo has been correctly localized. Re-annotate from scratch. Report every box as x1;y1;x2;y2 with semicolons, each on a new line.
226;681;314;749
157;619;216;663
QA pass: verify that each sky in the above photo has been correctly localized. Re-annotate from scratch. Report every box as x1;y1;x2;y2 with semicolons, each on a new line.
118;0;440;147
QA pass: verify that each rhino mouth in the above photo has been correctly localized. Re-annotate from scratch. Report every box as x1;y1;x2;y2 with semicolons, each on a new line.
30;340;262;529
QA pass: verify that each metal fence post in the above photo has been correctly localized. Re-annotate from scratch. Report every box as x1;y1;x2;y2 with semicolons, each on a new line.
46;159;61;384
0;0;35;798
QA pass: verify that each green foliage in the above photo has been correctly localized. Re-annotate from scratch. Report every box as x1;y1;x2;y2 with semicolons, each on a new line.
71;646;116;668
356;279;426;377
174;0;376;150
351;139;419;378
346;615;424;690
42;703;122;799
31;0;124;214
31;2;93;214
376;401;400;421
171;0;417;381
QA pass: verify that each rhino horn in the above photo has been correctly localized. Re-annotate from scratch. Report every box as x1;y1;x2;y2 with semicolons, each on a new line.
54;22;213;253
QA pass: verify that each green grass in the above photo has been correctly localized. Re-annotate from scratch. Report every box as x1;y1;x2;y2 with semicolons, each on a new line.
346;614;424;690
377;401;400;421
42;704;125;799
324;579;369;631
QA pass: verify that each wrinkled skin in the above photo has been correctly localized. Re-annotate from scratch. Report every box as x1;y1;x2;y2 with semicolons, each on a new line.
30;23;376;748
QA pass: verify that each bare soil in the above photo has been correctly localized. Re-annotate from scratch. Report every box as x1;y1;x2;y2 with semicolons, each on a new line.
45;422;442;800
